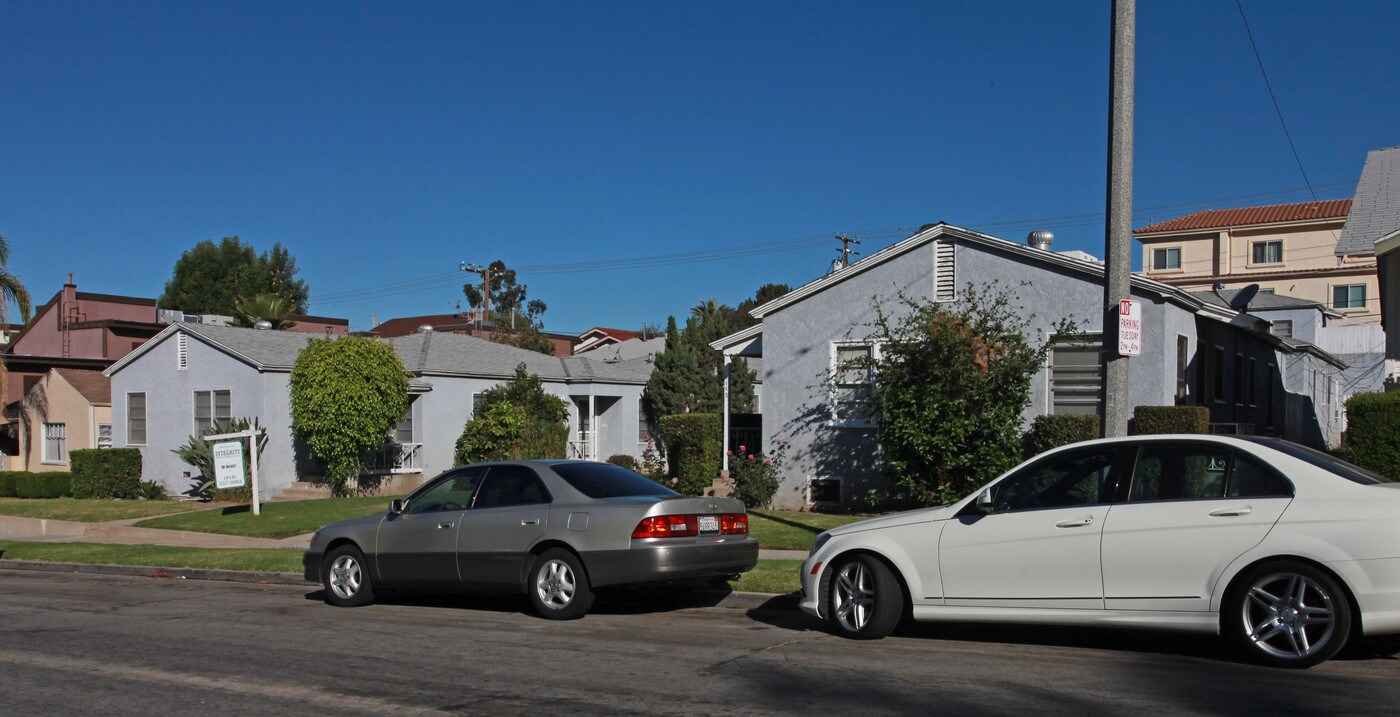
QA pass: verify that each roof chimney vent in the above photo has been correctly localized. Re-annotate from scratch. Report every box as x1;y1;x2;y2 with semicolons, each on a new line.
417;324;435;333
1027;230;1054;251
254;320;273;330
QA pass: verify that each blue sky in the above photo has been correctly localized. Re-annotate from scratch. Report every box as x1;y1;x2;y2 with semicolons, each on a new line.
3;1;1397;334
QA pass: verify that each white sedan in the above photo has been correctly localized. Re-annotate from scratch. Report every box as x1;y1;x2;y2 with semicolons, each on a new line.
799;435;1400;668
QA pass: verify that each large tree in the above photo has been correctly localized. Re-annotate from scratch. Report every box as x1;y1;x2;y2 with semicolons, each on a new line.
160;237;310;316
0;234;34;407
463;259;554;354
643;297;758;421
455;363;570;462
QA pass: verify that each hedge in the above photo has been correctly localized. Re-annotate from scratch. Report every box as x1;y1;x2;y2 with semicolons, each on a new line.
1023;414;1100;457
0;471;23;497
70;448;143;499
1132;405;1210;435
14;472;72;499
1344;391;1400;481
606;454;639;471
658;413;723;496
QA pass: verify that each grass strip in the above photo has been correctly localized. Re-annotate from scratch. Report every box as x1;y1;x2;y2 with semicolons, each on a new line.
732;559;801;595
0;498;201;523
0;541;304;573
134;495;397;538
746;510;871;550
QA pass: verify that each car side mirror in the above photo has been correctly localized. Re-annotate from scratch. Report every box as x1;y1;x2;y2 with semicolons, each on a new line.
975;489;994;514
389;499;406;515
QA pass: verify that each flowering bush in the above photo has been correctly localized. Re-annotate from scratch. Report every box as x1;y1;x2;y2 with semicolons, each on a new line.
727;442;786;509
638;436;668;484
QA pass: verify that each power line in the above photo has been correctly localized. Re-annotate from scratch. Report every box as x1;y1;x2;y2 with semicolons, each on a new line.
1235;0;1318;201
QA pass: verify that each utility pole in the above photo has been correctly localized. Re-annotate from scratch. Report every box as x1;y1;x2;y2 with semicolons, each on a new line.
460;262;492;329
836;234;861;268
1101;0;1135;437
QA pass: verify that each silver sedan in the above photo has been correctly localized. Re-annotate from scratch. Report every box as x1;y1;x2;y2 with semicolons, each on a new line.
304;460;758;619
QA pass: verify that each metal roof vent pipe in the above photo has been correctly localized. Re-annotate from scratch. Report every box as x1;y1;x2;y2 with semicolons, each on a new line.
254;320;273;330
1027;230;1054;251
417;324;435;333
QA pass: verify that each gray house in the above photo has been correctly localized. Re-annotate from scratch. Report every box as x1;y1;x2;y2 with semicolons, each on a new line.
1336;146;1399;388
713;222;1347;510
104;322;652;498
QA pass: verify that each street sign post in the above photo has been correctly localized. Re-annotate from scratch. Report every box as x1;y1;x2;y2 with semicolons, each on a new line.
206;429;263;516
1118;298;1142;357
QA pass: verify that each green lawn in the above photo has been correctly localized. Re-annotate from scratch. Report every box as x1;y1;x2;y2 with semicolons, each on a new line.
732;559;801;594
0;498;202;522
747;510;872;550
0;541;304;573
134;495;398;538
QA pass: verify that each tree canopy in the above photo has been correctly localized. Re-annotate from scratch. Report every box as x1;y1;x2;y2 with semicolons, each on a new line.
463;259;554;354
643;287;775;422
455;363;570;462
160;237;310;316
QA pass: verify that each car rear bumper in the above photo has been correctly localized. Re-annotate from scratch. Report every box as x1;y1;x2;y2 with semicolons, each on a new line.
584;538;759;588
302;551;321;583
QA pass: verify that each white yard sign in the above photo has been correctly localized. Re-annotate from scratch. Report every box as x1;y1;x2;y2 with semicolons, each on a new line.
213;441;247;490
1118;299;1142;357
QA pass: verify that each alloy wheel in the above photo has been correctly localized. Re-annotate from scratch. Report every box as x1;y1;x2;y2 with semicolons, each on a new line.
536;559;576;609
1241;571;1338;661
834;561;876;632
329;554;362;600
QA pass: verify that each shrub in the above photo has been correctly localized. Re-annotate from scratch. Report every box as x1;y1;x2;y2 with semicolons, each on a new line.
1023;415;1100;457
727;442;786;509
15;472;72;499
70;448;143;499
1345;391;1400;481
659;413;722;496
172;418;267;502
606;454;639;471
0;471;22;497
1132;405;1210;435
139;480;169;501
455;364;570;465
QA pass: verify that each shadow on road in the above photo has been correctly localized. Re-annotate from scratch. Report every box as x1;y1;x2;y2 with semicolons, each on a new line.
302;583;735;617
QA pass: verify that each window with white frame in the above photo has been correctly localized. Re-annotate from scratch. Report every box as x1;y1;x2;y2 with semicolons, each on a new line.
1175;335;1189;402
97;423;113;449
1151;247;1181;271
637;398;649;443
1270;320;1293;339
1333;284;1367;310
1251;240;1283;264
831;342;878;426
193;390;231;435
393;401;414;443
43;423;67;463
127;393;147;446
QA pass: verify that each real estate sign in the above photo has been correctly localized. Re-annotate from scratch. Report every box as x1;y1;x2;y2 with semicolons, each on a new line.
213;441;247;490
1118;299;1142;357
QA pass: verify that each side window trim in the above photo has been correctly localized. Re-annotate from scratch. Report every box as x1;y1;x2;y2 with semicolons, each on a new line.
981;445;1124;515
1123;441;1295;503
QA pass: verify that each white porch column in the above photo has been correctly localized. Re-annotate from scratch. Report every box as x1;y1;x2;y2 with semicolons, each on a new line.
588;394;597;461
722;355;731;473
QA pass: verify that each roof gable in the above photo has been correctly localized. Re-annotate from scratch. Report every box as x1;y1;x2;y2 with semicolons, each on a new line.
1336;146;1400;257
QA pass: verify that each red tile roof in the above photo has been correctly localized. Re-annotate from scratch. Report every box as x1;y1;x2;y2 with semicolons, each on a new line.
370;314;470;338
1136;199;1351;235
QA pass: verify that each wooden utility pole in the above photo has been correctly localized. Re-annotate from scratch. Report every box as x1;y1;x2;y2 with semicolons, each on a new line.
1101;0;1135;437
460;262;493;328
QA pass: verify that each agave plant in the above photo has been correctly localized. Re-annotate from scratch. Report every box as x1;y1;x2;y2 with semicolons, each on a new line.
171;417;269;498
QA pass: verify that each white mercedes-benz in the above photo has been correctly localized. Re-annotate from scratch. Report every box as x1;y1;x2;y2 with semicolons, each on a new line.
799;435;1400;667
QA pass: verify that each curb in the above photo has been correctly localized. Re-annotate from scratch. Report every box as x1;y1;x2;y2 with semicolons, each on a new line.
0;559;797;611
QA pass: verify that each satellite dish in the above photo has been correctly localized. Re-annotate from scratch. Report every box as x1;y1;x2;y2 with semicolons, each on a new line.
1230;284;1261;311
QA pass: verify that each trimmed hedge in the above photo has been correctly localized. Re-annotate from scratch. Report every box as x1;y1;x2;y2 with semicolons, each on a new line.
70;448;143;499
0;471;23;497
659;413;723;496
606;454;639;471
1345;391;1400;481
14;472;72;499
1133;405;1210;435
1023;414;1100;457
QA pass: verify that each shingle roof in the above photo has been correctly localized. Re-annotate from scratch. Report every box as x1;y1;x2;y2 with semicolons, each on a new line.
1189;289;1327;312
179;322;321;369
54;368;111;404
1135;199;1351;235
390;331;651;384
1336;147;1400;256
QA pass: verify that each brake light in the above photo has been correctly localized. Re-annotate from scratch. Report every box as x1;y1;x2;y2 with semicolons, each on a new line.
631;515;698;539
720;513;748;535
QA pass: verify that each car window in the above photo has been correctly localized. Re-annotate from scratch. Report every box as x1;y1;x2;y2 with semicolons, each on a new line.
405;467;486;514
1131;444;1230;501
550;463;679;499
992;449;1118;512
1240;436;1396;485
1226;453;1293;497
473;465;550;509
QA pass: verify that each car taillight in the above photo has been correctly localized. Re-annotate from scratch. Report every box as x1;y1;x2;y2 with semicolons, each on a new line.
721;513;748;535
631;515;698;539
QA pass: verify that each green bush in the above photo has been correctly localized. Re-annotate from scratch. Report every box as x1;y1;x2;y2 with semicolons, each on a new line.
139;480;169;501
1132;405;1210;435
14;472;72;499
728;443;785;509
659;413;722;496
1024;415;1101;457
173;418;267;502
0;471;22;497
70;448;143;499
455;402;569;464
1345;391;1400;481
606;454;639;471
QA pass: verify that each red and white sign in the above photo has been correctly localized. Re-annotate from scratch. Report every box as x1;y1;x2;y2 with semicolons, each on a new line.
1118;299;1142;356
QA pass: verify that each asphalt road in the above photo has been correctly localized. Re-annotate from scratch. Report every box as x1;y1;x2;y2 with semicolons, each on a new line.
3;569;1399;716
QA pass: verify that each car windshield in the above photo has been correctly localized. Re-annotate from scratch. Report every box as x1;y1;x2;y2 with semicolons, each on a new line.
550;463;679;499
1240;437;1396;485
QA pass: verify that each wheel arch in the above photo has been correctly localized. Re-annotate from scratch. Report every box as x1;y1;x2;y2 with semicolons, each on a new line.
1216;554;1363;637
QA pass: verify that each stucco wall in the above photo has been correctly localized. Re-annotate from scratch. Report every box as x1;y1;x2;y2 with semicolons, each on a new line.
16;373;106;472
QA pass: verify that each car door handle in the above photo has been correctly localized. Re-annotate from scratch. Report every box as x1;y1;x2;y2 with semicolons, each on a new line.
522;519;540;526
1055;517;1093;528
436;522;455;529
1208;507;1252;517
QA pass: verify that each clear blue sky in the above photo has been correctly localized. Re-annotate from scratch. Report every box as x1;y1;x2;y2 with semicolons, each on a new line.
4;1;1397;334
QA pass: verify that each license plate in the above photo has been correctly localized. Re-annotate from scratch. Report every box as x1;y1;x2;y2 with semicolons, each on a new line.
698;515;720;534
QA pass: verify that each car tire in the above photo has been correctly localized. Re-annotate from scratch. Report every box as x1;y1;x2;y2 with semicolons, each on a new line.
1227;560;1352;668
529;548;595;620
827;554;903;640
322;544;374;608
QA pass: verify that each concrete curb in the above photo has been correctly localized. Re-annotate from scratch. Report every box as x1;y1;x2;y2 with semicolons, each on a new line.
0;559;797;611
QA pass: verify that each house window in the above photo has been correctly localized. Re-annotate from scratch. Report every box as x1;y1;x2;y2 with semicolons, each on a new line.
1151;247;1181;271
127;393;147;446
638;399;649;443
193;390;231;435
43;423;67;463
1175;335;1189;403
809;478;842;504
831;343;878;426
1251;240;1283;264
177;333;189;370
471;392;484;418
394;402;414;444
1333;284;1367;310
1258;288;1276;294
97;423;113;449
1270;320;1293;339
1051;338;1103;415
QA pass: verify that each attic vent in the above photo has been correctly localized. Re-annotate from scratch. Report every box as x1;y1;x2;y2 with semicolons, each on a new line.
934;240;956;302
176;333;188;371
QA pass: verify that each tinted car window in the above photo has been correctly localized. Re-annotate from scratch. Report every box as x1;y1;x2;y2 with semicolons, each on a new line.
405;467;486;514
1240;437;1396;485
551;463;679;499
1131;444;1229;501
992;449;1118;512
474;466;550;509
1227;453;1293;497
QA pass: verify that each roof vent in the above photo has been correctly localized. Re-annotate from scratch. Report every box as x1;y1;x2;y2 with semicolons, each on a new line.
418;324;435;333
254;320;273;330
1027;230;1054;251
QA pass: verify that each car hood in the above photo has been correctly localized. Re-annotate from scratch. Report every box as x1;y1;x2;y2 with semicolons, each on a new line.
318;512;385;534
828;505;954;536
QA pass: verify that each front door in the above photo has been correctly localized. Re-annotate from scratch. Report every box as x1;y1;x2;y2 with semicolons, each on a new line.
376;466;486;587
457;465;551;589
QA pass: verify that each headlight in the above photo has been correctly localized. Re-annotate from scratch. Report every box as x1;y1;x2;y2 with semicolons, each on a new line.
810;532;831;556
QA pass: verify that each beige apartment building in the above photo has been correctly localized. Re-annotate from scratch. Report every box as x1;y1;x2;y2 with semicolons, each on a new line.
1136;199;1380;325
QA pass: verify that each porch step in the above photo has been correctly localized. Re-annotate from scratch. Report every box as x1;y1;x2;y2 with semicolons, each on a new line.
271;481;333;502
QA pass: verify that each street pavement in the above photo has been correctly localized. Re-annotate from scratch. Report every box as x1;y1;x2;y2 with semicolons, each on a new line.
3;569;1399;716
